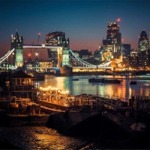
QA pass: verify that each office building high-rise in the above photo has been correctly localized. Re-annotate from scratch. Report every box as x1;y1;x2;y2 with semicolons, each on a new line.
102;21;122;61
45;31;69;48
106;22;121;46
129;51;138;68
138;30;149;52
137;30;150;68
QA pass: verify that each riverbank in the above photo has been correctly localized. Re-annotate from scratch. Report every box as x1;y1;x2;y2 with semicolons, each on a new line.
72;70;150;76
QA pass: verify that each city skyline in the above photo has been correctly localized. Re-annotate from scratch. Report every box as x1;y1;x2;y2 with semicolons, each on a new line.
0;0;150;56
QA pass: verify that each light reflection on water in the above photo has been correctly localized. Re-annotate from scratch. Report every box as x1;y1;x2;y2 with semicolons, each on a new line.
39;75;150;101
0;126;88;150
1;75;150;149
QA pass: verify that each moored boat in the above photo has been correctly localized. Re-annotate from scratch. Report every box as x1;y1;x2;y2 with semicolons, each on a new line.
72;78;79;81
1;113;50;126
0;97;50;126
89;78;121;84
130;81;137;85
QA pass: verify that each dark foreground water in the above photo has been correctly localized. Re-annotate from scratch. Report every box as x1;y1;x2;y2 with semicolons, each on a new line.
0;126;149;150
0;126;133;150
0;114;150;150
0;126;90;150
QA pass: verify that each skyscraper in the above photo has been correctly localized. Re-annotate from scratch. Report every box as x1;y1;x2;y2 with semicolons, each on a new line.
45;31;69;47
137;30;150;68
106;22;121;45
102;21;122;61
138;30;149;52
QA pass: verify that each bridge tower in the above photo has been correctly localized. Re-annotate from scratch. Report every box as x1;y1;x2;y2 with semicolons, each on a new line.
11;32;24;68
46;31;70;67
62;38;70;66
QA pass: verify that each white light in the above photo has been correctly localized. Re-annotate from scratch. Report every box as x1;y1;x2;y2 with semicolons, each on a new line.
42;44;45;48
35;52;39;56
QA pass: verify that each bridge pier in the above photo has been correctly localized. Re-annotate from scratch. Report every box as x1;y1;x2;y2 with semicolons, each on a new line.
60;66;72;76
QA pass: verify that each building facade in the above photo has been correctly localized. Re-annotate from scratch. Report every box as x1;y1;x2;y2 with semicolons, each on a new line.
138;30;149;52
129;51;138;68
137;30;150;68
102;21;122;61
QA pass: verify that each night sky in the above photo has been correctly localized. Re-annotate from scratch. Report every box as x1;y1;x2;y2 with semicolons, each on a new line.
0;0;150;56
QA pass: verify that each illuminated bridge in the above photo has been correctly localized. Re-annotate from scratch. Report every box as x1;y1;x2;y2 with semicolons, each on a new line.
0;32;112;73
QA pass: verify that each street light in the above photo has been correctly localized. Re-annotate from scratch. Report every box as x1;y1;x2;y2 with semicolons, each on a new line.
5;79;11;101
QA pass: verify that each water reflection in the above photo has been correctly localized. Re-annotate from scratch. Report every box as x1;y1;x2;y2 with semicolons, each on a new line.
0;126;87;149
38;75;150;100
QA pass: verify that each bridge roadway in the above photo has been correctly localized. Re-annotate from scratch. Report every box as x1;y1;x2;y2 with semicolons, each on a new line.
23;45;63;49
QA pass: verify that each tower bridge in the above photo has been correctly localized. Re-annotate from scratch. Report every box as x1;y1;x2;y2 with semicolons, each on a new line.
0;32;112;74
23;44;62;49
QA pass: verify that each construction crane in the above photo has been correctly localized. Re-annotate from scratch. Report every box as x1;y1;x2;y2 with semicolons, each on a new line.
37;32;41;45
35;32;41;58
27;33;41;62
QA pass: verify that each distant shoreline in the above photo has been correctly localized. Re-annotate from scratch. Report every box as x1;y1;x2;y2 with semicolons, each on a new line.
72;70;150;76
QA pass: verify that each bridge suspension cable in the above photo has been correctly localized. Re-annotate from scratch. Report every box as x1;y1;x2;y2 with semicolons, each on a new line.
69;49;96;68
69;49;111;69
0;48;15;64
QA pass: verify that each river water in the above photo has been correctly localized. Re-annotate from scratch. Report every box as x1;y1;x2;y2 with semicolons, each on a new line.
0;126;93;150
40;74;150;101
1;74;150;149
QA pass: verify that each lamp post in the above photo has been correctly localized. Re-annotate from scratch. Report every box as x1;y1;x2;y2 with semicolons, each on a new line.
5;79;10;101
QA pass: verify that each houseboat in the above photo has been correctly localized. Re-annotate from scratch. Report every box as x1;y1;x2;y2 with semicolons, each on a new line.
0;70;50;126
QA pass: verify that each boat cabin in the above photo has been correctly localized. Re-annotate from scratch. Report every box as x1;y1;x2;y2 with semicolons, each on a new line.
10;70;36;100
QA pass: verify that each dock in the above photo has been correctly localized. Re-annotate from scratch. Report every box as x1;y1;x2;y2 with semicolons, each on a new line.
1;90;150;137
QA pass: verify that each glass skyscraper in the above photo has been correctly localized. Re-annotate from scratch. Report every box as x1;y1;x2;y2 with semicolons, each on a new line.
102;21;122;61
